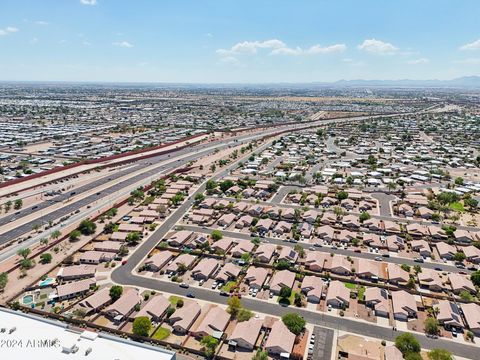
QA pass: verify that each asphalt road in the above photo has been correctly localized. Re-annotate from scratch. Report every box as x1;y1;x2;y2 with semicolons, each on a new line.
179;225;468;275
110;140;480;359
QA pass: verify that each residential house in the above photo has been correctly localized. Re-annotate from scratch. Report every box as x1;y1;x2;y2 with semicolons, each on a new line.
193;306;230;338
364;287;389;317
391;290;417;321
170;302;201;334
244;267;268;289
269;270;295;295
264;320;296;357
229;318;263;351
144;251;174;272
325;280;350;308
103;289;141;321
191;258;220;280
301;276;324;303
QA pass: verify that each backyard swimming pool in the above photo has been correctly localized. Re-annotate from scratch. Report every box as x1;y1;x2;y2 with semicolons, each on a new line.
22;294;33;305
38;277;55;287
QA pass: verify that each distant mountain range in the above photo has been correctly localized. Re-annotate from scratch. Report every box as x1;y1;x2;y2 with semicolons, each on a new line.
328;76;480;88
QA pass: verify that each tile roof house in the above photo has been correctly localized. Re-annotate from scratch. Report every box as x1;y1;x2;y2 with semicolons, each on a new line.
144;251;174;272
269;270;295;295
363;218;383;232
342;214;360;229
316;225;335;242
411;239;431;257
216;262;242;283
218;213;236;227
273;221;292;235
193;306;230;338
364;287;389;317
461;303;480;336
301;276;324;303
169;302;201;334
357;259;381;280
418;269;444;292
464;245;480;264
57;264;96;281
385;235;405;252
103;288;141;321
407;224;429;237
133;295;170;322
55;278;95;300
166;253;196;273
278;247;298;263
454;229;474;243
435;300;464;329
77;287;111;314
191;258;220;280
229;240;254;257
93;240;122;253
387;263;409;285
235;215;254;229
229;318;263;350
448;273;476;294
80;250;113;264
383;220;401;233
256;218;274;232
320;212;336;225
264;320;296;356
325;280;350;308
385;345;404;360
244;267;268;289
211;237;236;254
329;255;352;276
391;290;417;321
436;242;456;260
305;251;328;272
167;230;194;247
255;243;276;263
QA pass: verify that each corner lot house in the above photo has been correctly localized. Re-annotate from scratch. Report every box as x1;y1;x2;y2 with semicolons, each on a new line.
144;251;174;271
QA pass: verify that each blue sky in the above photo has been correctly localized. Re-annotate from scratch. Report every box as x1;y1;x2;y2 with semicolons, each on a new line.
0;0;479;83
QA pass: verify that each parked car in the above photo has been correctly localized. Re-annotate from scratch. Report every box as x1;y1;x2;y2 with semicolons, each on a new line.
179;283;189;288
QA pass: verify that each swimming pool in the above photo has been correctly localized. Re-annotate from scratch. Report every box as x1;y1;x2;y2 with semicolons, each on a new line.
22;294;33;305
38;277;55;287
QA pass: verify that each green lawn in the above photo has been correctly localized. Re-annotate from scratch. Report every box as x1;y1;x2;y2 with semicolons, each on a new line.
221;281;237;292
151;327;171;340
344;282;356;289
278;290;297;305
450;202;465;212
168;295;182;307
357;286;366;301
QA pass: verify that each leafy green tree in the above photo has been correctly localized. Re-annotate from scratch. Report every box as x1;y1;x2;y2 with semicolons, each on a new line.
104;222;116;234
210;230;223;241
126;231;141;244
453;252;466;262
20;258;34;269
395;333;420;355
279;286;292;299
464;197;478;211
454;177;464;186
459;290;473;301
40;253;52;264
227;295;242;317
50;230;61;240
200;335;218;357
219;180;234;193
336;191;348;201
205;180;217;191
401;264;411;272
69;230;81;241
0;272;8;290
252;350;269;360
424;317;439;335
78;219;96;235
437;192;459;205
470;270;480;286
132;316;151;337
275;259;290;270
282;313;306;335
14;199;23;210
359;211;371;222
427;349;453;360
17;248;31;259
194;193;205;204
109;285;123;301
237;308;254;322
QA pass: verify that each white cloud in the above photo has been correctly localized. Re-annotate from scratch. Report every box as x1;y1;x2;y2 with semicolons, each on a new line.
271;43;346;56
0;26;19;36
407;58;429;64
80;0;97;5
82;41;91;46
35;21;49;25
29;37;39;44
358;39;398;54
216;39;285;55
113;41;134;48
460;39;480;51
